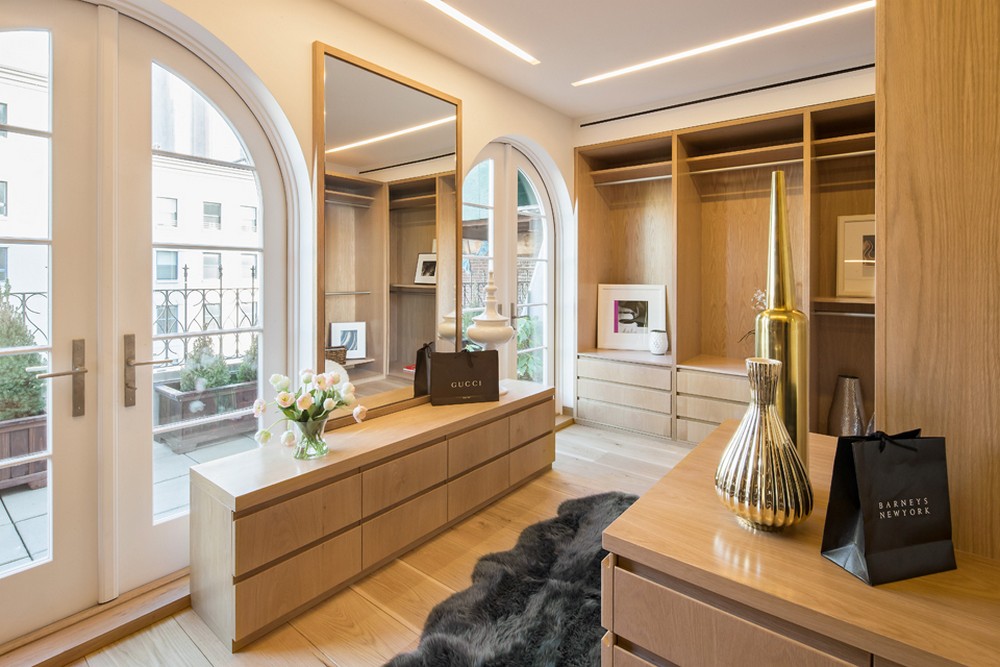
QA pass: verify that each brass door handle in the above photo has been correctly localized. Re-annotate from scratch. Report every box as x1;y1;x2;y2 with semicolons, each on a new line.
34;339;86;417
124;334;176;407
127;358;176;367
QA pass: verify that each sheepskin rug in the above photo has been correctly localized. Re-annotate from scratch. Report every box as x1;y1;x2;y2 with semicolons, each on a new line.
386;491;638;667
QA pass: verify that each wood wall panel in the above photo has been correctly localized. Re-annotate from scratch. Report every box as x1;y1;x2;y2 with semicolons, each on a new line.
878;0;1000;558
814;157;876;299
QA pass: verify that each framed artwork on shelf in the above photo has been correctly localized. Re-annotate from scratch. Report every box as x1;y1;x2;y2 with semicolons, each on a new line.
330;321;366;359
414;253;437;284
837;214;876;298
597;284;667;351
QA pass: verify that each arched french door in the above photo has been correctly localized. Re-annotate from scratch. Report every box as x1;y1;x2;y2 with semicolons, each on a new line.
462;143;555;387
0;0;286;641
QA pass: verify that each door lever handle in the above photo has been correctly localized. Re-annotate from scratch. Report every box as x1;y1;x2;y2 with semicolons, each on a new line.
33;339;86;416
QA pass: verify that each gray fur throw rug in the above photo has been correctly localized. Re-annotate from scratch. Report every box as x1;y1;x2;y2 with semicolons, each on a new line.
385;491;637;667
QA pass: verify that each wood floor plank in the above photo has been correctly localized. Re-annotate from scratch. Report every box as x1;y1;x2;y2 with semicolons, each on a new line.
559;425;694;467
172;608;331;666
85;617;210;667
480;477;574;530
351;560;454;634
290;588;417;667
549;453;658;496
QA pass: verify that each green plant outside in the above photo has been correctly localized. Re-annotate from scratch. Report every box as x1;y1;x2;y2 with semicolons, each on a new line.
0;282;45;421
180;335;235;391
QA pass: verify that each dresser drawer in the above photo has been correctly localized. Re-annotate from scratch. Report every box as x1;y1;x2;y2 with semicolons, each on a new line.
677;369;749;402
362;486;447;569
676;395;746;423
510;399;554;448
577;398;671;438
578;357;671;390
612;646;658;667
676;418;721;444
613;569;865;666
449;417;509;476
448;455;510;520
578;378;670;415
234;526;361;642
362;441;447;516
509;432;555;485
233;474;361;576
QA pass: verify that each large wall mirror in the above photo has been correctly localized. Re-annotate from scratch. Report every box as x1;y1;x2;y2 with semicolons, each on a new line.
313;42;462;422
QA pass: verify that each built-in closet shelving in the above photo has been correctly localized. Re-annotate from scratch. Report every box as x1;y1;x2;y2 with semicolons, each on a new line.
575;96;876;441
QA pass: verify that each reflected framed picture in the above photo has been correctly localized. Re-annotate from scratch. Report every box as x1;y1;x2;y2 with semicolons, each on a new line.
597;284;667;351
837;214;876;298
330;321;366;360
414;253;437;284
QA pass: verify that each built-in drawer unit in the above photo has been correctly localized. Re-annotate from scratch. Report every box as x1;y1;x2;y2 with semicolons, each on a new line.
576;351;673;439
675;366;749;443
191;382;556;651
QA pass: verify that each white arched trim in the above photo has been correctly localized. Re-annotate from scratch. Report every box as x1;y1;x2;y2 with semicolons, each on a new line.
83;0;313;373
466;136;576;412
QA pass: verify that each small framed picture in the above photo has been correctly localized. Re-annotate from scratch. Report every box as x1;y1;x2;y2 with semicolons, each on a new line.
414;253;437;284
330;321;367;360
837;214;876;298
597;284;667;351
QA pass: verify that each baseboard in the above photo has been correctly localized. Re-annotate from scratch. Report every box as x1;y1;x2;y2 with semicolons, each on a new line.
0;571;190;666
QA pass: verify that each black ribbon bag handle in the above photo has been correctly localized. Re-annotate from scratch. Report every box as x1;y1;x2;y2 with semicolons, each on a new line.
413;341;434;397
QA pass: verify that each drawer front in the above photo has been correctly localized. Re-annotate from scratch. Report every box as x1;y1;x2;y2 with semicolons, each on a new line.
676;418;721;444
676;395;746;423
677;369;749;402
614;569;864;667
578;378;670;415
362;486;447;569
448;455;509;520
577;398;671;438
578;357;671;390
449;417;509;476
510;399;554;449
234;526;361;641
362;441;447;516
234;474;361;576
612;646;658;667
509;432;555;485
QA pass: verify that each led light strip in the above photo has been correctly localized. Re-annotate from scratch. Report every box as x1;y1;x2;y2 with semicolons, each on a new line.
326;115;456;153
422;0;540;65
573;1;875;86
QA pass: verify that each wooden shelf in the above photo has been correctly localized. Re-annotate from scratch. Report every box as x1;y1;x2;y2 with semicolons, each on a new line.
684;142;803;174
343;357;376;368
389;283;435;294
324;189;376;207
812;296;875;317
324;290;371;297
577;348;673;367
676;355;748;377
390;194;436;209
812;132;876;158
591;160;672;186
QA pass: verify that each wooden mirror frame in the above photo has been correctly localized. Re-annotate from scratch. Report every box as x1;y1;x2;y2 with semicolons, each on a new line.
312;42;462;426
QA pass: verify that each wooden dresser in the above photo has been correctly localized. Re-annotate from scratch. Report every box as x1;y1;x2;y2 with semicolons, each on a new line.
601;422;1000;666
190;381;554;650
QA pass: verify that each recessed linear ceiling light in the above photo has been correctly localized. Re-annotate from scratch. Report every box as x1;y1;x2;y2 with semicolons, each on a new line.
326;115;457;154
572;0;875;86
422;0;540;65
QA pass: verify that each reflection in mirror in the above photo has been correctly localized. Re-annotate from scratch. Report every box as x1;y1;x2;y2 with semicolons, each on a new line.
313;43;461;423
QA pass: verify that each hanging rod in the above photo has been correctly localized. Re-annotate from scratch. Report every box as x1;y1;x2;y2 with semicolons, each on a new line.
813;149;875;162
813;311;875;319
683;156;802;177
594;174;673;187
324;199;371;209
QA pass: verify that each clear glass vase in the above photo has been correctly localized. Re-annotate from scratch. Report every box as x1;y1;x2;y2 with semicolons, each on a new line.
715;357;813;532
293;418;330;460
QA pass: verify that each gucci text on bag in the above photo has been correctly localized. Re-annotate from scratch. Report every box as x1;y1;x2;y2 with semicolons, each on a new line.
451;380;483;388
877;497;931;519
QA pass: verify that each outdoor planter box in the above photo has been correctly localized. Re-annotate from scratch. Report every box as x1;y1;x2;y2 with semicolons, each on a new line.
0;414;47;491
154;379;257;454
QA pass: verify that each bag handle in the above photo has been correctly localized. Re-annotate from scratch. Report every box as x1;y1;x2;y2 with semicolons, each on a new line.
873;431;919;453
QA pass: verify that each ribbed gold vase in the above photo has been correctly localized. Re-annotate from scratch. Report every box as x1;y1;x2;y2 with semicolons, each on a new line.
715;357;813;532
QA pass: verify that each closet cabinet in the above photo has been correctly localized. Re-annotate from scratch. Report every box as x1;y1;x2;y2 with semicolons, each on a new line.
575;97;875;441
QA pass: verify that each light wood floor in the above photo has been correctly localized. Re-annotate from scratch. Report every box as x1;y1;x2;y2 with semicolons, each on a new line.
71;424;693;667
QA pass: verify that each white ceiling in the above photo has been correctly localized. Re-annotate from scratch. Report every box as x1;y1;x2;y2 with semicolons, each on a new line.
331;0;875;121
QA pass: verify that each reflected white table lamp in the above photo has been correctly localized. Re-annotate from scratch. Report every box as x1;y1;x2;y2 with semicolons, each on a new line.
466;271;514;396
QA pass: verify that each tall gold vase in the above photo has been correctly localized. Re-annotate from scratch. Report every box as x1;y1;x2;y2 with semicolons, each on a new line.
754;171;809;467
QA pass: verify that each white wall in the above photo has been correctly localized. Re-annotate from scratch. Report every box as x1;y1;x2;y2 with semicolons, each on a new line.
161;0;576;191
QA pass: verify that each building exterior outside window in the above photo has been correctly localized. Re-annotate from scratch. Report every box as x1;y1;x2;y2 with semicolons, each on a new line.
202;201;221;230
155;196;177;226
202;251;220;280
239;204;256;233
156;249;178;281
0;180;7;216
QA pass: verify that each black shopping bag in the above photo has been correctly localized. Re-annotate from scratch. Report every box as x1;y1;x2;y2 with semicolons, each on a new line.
821;430;956;585
429;350;499;405
413;341;434;397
